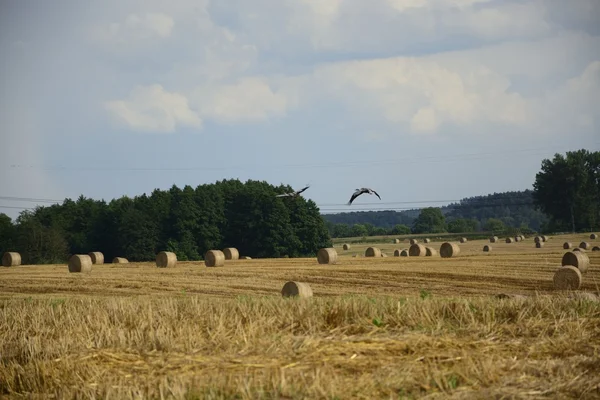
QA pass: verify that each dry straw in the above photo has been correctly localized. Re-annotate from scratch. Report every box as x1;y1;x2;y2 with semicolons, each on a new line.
409;243;426;257
534;236;541;243
342;244;350;250
394;249;409;257
425;247;438;256
593;246;600;252
68;254;92;273
460;238;468;243
241;256;252;259
440;242;460;258
410;239;418;245
563;242;572;249
156;251;177;268
223;248;239;260
365;247;382;257
505;237;514;244
579;242;590;250
542;235;549;242
423;238;431;243
205;250;225;267
2;252;21;267
573;248;585;253
381;252;388;257
514;236;521;242
561;251;589;273
490;236;498;243
393;239;400;244
281;281;313;298
553;266;582;290
483;245;491;252
112;257;128;264
535;242;544;248
88;252;104;265
590;233;597;240
317;248;338;264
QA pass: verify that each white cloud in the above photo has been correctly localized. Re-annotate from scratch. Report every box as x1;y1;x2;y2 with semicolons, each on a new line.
124;12;174;38
105;85;202;133
92;12;174;46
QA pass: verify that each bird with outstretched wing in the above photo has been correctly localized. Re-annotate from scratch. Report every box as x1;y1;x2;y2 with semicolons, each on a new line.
347;187;381;205
275;185;311;198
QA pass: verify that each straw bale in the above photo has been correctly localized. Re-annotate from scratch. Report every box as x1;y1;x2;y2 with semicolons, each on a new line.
281;281;313;298
112;257;128;264
592;246;600;252
460;238;468;243
317;248;338;264
579;242;590;250
394;249;409;257
561;251;589;273
573;248;585;253
68;254;92;273
483;245;491;252
88;252;104;265
156;251;177;268
563;242;572;249
425;247;438;256
590;233;597;240
393;239;400;244
381;252;388;257
542;235;549;242
490;236;498;243
241;256;252;259
440;242;460;258
535;242;544;248
342;244;350;250
365;247;381;257
534;236;541;243
409;243;426;257
553;266;582;290
505;237;514;243
205;250;225;267
514;236;521;242
410;239;418;245
423;238;431;243
2;252;21;267
223;247;239;260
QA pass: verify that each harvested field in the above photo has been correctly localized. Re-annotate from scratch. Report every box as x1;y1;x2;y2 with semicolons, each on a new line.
1;234;599;399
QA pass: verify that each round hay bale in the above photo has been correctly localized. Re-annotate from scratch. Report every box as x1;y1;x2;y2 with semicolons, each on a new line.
561;251;590;273
223;247;239;260
460;237;467;243
205;250;225;267
425;247;438;256
489;236;498;243
2;252;21;267
592;246;600;252
241;256;252;259
542;235;549;242
553;266;582;290
365;247;381;257
535;242;544;248
381;252;388;257
563;242;572;249
409;243;426;257
483;245;491;252
579;242;590;250
88;252;104;265
534;236;541;243
281;281;313;298
112;257;128;264
505;237;514;244
590;233;597;240
392;239;400;244
68;254;92;273
156;251;177;268
409;239;418;245
394;249;409;257
423;238;431;243
514;236;522;242
520;235;526;241
317;248;338;264
342;244;350;250
440;242;460;258
573;248;585;253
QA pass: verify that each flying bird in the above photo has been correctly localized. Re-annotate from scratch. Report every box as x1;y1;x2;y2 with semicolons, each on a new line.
347;188;381;205
275;185;311;198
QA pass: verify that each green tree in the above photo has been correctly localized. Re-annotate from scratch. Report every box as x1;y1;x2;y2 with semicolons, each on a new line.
412;208;447;234
0;213;15;252
484;218;505;233
447;218;479;233
391;224;411;235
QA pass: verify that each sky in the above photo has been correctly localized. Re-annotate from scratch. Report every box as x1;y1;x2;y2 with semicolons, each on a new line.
0;0;599;220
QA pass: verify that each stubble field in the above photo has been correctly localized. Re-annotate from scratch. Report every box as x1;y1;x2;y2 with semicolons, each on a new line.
1;234;599;399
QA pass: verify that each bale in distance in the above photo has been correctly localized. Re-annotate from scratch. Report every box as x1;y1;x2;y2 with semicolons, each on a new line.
205;250;225;267
460;238;468;243
342;244;350;250
535;242;544;248
423;238;431;244
573;248;585;253
381;252;388;258
156;251;177;268
241;256;252;259
410;239;419;245
425;247;438;257
590;233;597;240
592;246;600;252
365;247;382;257
561;251;590;273
483;245;491;252
68;255;92;273
281;281;313;298
579;242;590;250
440;242;460;258
534;236;541;243
542;235;549;242
223;247;239;260
394;249;409;257
88;252;104;265
553;266;582;290
490;236;498;243
317;248;338;265
505;237;514;244
514;236;522;242
112;257;129;264
393;239;400;244
409;243;426;257
563;242;572;250
2;252;21;267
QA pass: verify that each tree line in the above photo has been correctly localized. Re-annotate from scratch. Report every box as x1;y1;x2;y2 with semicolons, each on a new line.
0;179;332;264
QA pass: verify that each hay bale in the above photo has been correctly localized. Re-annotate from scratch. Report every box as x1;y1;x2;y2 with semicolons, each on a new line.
317;248;338;264
68;254;92;273
542;235;549;242
520;235;526;240
553;266;582;290
440;242;460;258
205;250;225;267
223;247;239;260
573;248;585;253
505;237;514;244
460;237;467;243
561;251;590;273
241;256;252;259
590;233;597;240
425;247;438;256
410;239;418;245
394;249;409;257
514;236;522;242
483;245;491;252
579;242;590;250
365;247;381;257
342;244;350;250
563;242;572;249
381;252;388;257
535;242;544;248
2;252;21;267
534;236;541;243
112;257;128;264
393;239;400;244
592;246;600;252
409;243;426;257
88;252;104;265
490;236;498;243
281;281;313;298
156;251;177;268
423;238;431;243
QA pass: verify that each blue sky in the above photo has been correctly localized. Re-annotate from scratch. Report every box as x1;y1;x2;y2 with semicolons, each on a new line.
1;0;599;219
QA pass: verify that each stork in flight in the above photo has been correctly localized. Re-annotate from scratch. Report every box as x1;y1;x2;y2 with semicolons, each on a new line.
275;184;311;198
347;187;381;205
